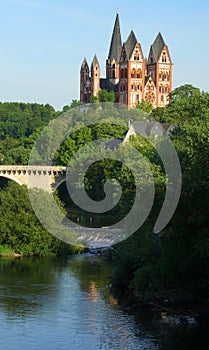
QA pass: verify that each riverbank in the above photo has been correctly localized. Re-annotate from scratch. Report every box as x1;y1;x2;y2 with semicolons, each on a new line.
113;287;209;320
0;243;85;258
129;297;207;318
0;245;20;257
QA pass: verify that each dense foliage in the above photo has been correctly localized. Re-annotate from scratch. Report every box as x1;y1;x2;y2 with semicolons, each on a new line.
0;182;82;256
0;102;57;164
108;85;209;306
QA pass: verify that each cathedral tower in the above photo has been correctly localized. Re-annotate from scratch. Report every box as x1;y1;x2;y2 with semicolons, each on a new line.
119;31;145;108
106;13;122;84
80;58;91;103
91;54;100;97
147;33;172;107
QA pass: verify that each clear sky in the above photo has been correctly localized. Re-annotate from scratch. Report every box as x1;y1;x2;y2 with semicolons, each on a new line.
0;0;209;110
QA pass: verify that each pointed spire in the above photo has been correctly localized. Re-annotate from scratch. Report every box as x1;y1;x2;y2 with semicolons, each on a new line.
81;57;89;71
124;30;138;59
107;13;122;64
91;54;100;70
151;32;166;63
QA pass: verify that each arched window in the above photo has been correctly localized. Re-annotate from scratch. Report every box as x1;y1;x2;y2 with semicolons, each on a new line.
162;52;167;63
131;68;136;78
112;70;115;79
137;69;142;78
165;71;169;81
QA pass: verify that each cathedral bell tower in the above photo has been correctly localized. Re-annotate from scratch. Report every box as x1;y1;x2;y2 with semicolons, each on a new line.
80;58;91;103
147;33;172;107
91;54;100;97
106;13;122;84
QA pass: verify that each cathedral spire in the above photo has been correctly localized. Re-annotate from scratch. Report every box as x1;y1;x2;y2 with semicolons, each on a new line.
81;57;89;71
91;54;100;71
107;13;122;64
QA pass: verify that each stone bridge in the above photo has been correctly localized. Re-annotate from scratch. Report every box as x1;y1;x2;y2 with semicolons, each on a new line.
0;165;67;192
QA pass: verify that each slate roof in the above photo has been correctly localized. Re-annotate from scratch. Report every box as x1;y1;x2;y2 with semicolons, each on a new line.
150;32;166;63
104;138;123;151
130;122;150;136
81;57;89;71
100;78;119;92
107;13;122;64
91;54;100;70
131;121;175;136
124;30;138;59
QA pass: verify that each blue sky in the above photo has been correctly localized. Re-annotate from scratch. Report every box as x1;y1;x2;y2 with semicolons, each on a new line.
0;0;209;110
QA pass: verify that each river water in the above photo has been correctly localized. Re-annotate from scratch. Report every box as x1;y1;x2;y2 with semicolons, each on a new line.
0;255;209;350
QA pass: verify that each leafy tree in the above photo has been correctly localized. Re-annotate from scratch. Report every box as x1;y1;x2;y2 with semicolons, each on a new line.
136;99;153;113
109;84;209;304
63;100;80;112
89;95;99;103
99;89;115;102
0;182;82;256
55;126;92;165
151;84;209;125
70;99;80;109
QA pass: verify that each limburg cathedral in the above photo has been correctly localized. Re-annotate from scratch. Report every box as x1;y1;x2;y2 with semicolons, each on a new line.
80;14;172;108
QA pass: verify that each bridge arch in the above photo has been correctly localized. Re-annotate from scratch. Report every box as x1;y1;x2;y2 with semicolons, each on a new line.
0;165;67;192
0;174;23;186
54;178;67;191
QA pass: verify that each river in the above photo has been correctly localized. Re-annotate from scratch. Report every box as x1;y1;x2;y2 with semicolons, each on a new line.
0;255;209;350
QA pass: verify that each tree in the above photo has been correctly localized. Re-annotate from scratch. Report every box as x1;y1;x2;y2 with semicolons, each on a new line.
151;84;209;125
63;100;80;111
0;182;84;255
89;95;99;103
99;89;115;102
136;99;153;113
109;85;209;302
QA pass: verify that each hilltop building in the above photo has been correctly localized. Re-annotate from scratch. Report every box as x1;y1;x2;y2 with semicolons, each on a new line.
80;14;172;108
104;121;176;151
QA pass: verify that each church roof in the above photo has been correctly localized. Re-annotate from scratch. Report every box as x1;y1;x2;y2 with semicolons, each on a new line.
91;54;100;70
81;57;89;71
104;138;123;151
124;30;138;59
130;121;175;136
150;32;166;63
107;13;122;64
145;74;155;85
100;78;118;92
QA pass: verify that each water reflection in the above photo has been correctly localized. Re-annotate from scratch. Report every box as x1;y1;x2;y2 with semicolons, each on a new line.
0;257;64;317
0;255;209;349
